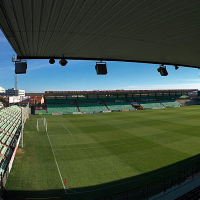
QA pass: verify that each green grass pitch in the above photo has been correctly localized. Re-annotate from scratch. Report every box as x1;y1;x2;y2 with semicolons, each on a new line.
5;106;200;199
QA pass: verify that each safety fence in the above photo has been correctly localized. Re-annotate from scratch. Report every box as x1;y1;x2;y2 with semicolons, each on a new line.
94;160;200;200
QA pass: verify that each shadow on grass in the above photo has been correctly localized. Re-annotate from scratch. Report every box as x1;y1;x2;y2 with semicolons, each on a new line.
4;153;200;200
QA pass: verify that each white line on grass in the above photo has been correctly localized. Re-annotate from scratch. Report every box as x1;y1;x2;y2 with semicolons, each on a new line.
46;131;68;194
61;123;72;135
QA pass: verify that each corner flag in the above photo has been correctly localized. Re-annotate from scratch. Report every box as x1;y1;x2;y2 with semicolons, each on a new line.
64;178;67;185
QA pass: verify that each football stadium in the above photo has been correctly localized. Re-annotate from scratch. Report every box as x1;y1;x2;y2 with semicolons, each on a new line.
0;90;200;200
1;1;200;200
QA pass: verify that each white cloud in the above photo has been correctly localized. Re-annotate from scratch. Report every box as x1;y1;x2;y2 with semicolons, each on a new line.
0;66;13;71
27;62;54;71
178;79;200;82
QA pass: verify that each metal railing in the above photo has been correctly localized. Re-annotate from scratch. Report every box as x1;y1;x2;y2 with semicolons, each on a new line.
95;160;200;200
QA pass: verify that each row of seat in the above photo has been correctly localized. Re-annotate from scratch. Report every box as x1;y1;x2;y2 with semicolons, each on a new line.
45;95;188;105
160;100;181;107
0;115;21;135
44;99;183;114
139;101;165;109
45;102;136;114
0;106;22;175
138;100;181;109
78;103;108;112
47;104;78;114
106;102;135;111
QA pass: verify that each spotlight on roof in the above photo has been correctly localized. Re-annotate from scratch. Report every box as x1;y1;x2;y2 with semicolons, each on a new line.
49;58;55;64
59;59;68;66
157;64;168;76
95;61;107;75
174;65;179;70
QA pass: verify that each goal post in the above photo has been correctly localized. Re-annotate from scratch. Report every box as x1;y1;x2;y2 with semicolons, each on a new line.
36;119;39;131
45;121;47;132
43;117;46;126
36;118;47;132
43;117;47;132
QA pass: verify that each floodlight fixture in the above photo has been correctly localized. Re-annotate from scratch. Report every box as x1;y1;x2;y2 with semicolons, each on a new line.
59;58;68;66
174;65;179;70
157;64;168;76
95;61;107;75
12;55;21;62
49;58;55;64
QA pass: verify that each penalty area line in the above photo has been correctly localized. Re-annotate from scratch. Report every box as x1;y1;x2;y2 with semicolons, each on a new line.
61;123;72;135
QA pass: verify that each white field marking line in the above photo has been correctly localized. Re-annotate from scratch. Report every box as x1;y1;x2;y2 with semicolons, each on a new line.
47;134;61;136
55;120;185;194
56;115;187;194
46;131;68;194
61;123;72;135
66;188;77;193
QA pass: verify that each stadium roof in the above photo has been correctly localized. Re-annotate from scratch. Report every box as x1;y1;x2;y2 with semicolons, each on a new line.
44;89;197;96
0;1;200;68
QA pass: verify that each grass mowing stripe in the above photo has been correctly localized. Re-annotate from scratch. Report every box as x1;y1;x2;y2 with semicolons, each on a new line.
54;139;152;151
61;123;72;135
46;131;68;194
6;106;200;200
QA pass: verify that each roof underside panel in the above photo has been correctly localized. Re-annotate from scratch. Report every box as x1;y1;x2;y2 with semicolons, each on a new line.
0;0;200;67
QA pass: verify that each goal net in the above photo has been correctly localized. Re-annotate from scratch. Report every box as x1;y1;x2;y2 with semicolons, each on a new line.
36;117;47;131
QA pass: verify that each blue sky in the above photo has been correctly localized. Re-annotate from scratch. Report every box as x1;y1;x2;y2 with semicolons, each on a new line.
0;29;200;93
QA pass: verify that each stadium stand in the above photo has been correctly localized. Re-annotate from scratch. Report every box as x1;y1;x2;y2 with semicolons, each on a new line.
41;90;198;114
78;103;108;112
45;98;75;104
160;100;181;107
139;101;165;109
47;104;78;114
76;98;101;103
102;97;127;102
177;99;198;106
106;102;135;111
179;95;189;99
132;96;180;101
0;106;22;175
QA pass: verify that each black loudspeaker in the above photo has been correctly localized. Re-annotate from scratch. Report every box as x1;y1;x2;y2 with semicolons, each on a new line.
160;67;168;76
95;62;107;75
157;66;168;76
15;62;27;74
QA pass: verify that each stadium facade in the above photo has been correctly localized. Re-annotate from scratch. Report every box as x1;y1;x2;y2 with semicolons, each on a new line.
31;89;198;115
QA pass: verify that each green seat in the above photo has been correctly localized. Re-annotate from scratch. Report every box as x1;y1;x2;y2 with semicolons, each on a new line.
78;104;107;112
139;101;165;109
160;100;181;107
47;105;78;114
106;102;135;110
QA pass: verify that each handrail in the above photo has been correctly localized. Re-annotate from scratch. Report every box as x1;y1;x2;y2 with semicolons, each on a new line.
94;160;200;200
